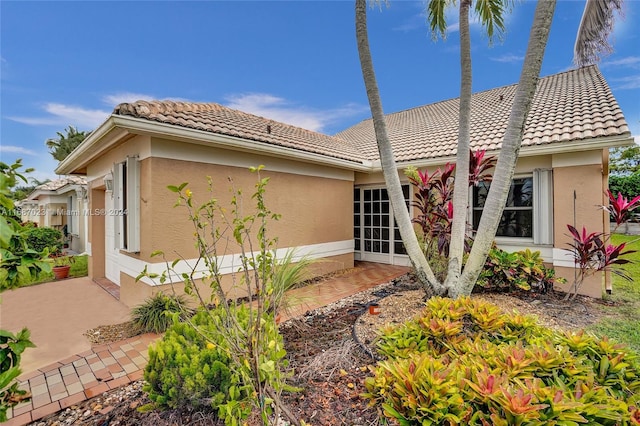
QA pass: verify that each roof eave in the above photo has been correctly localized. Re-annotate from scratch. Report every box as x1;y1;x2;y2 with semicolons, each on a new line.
387;133;634;171
107;115;374;172
56;116;128;175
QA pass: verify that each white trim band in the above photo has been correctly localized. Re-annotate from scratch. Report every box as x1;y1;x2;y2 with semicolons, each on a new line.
117;239;354;286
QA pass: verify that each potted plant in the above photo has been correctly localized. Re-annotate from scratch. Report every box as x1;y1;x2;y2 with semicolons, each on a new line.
50;252;75;280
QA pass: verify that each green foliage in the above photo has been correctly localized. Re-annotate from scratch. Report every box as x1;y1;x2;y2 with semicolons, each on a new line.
364;297;640;425
1;160;52;291
138;167;300;425
144;304;289;425
589;234;640;353
610;172;640;202
25;227;63;254
477;247;565;293
46;126;90;162
131;293;190;333
17;254;88;287
610;146;640;176
0;328;36;422
144;309;232;410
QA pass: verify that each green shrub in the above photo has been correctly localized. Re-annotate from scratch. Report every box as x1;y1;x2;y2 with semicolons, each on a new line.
131;293;190;333
25;227;63;254
610;172;640;201
144;309;233;410
477;248;565;293
364;297;640;425
0;328;36;422
144;304;290;424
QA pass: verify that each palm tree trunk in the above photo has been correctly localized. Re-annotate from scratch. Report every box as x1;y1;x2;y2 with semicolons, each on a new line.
445;0;472;289
355;0;445;296
453;0;558;298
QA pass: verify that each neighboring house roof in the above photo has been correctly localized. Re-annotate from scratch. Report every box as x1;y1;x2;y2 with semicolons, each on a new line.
336;65;631;162
113;101;364;164
23;176;87;202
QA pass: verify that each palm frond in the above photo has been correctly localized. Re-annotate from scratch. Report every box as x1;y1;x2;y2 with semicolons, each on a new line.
574;0;624;67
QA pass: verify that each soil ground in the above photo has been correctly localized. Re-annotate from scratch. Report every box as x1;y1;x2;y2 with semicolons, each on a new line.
31;274;614;426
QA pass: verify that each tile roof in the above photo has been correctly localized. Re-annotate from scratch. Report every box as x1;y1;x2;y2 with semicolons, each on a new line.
36;176;87;192
336;65;630;162
110;66;629;167
113;101;364;164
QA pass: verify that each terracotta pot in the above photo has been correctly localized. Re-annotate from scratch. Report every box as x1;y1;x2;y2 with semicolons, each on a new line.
369;303;381;315
53;265;71;280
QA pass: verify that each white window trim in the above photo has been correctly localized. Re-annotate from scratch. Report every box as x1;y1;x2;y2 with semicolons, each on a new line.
533;168;553;246
113;156;141;253
470;170;553;245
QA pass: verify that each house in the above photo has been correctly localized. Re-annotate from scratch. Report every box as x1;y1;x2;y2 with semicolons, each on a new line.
19;176;89;253
55;65;632;306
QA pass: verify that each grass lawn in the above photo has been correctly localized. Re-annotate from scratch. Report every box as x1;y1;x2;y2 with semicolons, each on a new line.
21;254;89;287
587;234;640;353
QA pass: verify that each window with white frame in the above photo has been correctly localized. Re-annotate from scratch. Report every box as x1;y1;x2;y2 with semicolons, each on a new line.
67;194;78;235
113;156;140;253
472;169;553;244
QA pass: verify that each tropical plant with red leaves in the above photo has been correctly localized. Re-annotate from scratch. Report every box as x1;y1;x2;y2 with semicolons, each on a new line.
566;224;636;300
469;149;497;187
406;150;495;259
604;190;640;227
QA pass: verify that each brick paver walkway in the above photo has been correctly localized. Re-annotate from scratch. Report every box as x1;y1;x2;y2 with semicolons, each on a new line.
5;334;158;426
5;262;409;425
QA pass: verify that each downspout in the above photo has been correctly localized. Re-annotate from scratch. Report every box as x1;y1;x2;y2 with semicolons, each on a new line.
603;148;612;294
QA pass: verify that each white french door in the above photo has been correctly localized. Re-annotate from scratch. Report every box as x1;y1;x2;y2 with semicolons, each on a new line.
353;186;410;265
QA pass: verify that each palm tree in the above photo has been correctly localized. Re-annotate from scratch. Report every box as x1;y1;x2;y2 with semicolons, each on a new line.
355;0;445;296
455;0;625;296
574;0;623;67
46;126;90;162
454;0;558;296
427;0;515;289
355;0;557;297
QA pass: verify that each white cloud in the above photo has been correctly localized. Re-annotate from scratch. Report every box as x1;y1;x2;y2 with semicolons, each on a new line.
225;93;368;132
102;92;155;106
610;75;640;90
0;145;37;156
8;103;110;129
601;56;640;69
490;54;524;63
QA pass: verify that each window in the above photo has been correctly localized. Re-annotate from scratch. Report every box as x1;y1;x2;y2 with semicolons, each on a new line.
67;194;78;235
113;156;140;253
354;185;410;256
473;177;534;238
472;169;553;244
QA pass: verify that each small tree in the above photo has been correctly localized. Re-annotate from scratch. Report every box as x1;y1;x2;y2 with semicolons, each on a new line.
138;167;302;426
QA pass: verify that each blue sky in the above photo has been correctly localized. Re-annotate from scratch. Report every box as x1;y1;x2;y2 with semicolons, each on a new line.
1;1;638;183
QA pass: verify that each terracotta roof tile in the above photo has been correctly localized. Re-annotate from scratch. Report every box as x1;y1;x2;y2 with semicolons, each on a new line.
112;66;629;167
113;101;363;164
336;65;630;162
37;176;86;191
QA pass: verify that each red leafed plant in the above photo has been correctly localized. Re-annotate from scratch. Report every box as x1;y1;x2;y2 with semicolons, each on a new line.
566;224;636;299
406;150;495;259
604;190;640;227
